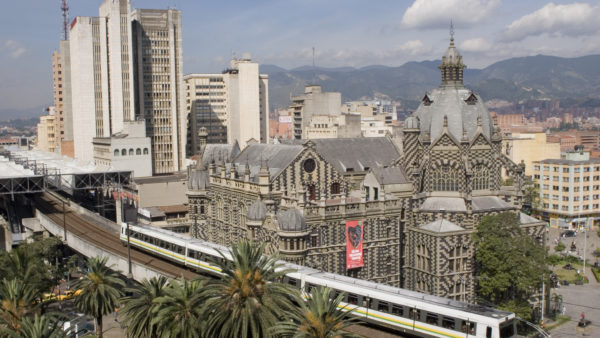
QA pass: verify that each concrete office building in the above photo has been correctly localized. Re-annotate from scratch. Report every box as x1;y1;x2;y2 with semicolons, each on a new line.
52;42;74;156
92;120;152;177
502;133;561;177
69;0;135;162
132;8;185;175
185;58;269;153
533;149;600;227
289;85;342;139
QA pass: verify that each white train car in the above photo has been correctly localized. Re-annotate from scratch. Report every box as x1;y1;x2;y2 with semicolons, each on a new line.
120;224;516;338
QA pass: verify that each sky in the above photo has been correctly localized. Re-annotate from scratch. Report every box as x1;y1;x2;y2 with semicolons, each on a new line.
1;0;599;113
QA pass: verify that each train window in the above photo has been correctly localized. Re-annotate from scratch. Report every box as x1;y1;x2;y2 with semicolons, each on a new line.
306;283;317;294
409;308;419;320
442;317;455;330
461;321;476;334
361;297;368;308
347;294;358;305
426;312;439;326
486;327;492;338
286;278;297;287
391;305;402;316
377;301;389;313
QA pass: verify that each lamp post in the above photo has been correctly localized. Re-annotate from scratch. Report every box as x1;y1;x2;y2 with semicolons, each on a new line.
62;199;67;242
126;222;132;279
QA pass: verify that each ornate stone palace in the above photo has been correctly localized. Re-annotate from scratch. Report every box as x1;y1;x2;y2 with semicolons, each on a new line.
186;37;545;302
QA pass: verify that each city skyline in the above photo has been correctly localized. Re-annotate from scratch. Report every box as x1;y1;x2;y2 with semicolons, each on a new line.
1;0;599;112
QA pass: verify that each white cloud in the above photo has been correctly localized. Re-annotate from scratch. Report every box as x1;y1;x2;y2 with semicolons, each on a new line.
2;40;26;59
401;0;501;29
502;2;600;42
460;38;492;53
396;40;430;55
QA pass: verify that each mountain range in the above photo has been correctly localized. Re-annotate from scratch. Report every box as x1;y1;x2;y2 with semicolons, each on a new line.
260;54;600;111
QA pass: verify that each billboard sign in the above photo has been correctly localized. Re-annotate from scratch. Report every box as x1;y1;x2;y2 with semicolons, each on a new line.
346;220;364;269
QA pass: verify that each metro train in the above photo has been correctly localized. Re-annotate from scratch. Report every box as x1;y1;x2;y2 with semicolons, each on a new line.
120;223;517;338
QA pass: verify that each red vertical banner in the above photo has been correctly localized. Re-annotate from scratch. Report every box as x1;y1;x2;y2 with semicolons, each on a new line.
346;220;364;269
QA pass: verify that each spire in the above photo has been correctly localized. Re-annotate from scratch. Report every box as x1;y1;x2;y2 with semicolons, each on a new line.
196;127;208;170
438;25;465;88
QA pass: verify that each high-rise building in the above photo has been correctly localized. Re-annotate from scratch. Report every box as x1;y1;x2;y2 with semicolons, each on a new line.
52;41;74;156
132;9;185;174
69;0;134;162
185;58;269;154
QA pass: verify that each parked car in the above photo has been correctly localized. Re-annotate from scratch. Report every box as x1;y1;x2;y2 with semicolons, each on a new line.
562;230;577;237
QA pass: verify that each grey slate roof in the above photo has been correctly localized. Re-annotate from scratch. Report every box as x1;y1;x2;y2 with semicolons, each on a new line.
302;138;400;173
371;166;409;185
419;219;465;233
203;143;240;165
519;212;543;225
247;201;267;221
413;87;494;143
232;143;304;181
188;169;210;190
420;197;467;212
471;196;512;211
277;208;307;232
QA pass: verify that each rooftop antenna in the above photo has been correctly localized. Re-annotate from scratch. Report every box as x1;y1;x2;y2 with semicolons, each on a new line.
61;0;69;40
449;19;455;42
312;46;317;85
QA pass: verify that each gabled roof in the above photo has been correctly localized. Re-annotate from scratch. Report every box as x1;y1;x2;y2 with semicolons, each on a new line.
419;219;465;233
203;143;240;165
420;197;467;212
519;212;543;225
284;138;400;173
232;143;304;181
370;166;409;185
471;196;512;211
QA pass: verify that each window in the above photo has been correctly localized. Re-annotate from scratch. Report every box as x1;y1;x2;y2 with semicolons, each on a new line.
136;148;141;155
563;168;570;173
449;245;468;272
143;148;149;155
373;187;379;200
433;165;459;191
330;182;340;195
129;148;134;156
416;245;431;272
473;164;489;190
114;149;119;156
121;149;127;156
307;184;316;201
303;158;316;173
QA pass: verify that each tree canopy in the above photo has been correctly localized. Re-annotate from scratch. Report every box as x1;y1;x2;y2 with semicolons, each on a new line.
473;212;548;321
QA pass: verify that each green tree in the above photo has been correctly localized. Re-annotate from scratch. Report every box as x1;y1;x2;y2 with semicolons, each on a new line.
473;212;548;321
202;240;299;338
151;278;206;338
120;276;169;338
73;257;125;338
547;254;561;268
0;279;41;330
555;241;565;252
523;184;540;210
1;314;68;338
272;287;359;338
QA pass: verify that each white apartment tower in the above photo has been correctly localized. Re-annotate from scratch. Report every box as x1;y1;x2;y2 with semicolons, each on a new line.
131;9;185;174
69;0;134;162
185;58;269;154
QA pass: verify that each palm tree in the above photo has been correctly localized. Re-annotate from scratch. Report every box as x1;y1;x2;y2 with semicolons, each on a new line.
0;279;40;330
151;278;206;338
202;240;300;338
120;276;169;337
0;248;51;296
272;287;359;338
1;314;68;338
73;256;125;338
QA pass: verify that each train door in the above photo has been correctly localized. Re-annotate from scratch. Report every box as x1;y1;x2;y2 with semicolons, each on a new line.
486;326;492;338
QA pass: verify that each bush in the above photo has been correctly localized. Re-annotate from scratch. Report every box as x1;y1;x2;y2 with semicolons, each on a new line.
555;241;566;252
593;267;600;283
547;254;562;267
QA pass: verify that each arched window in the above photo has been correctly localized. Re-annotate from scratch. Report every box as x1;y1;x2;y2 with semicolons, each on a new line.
136;148;141;155
473;164;489;190
121;149;127;156
129;148;134;156
432;165;459;191
330;182;341;195
114;149;119;156
307;184;316;201
143;148;149;155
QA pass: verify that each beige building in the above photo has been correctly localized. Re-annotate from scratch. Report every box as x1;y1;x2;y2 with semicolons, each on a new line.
52;40;74;157
185;58;269;153
533;150;600;227
69;0;135;162
131;8;186;175
36;108;58;153
303;114;361;139
290;85;341;140
503;133;561;177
